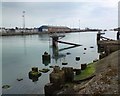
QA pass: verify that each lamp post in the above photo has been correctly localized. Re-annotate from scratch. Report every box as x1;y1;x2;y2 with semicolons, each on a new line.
22;11;25;32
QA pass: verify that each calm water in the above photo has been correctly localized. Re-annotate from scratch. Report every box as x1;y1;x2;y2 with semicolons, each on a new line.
2;31;117;94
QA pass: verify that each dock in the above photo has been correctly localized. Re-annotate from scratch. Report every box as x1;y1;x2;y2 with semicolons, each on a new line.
59;45;80;51
97;40;120;59
57;40;81;46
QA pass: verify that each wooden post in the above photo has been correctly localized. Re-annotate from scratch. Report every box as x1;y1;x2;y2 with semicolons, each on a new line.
97;31;101;41
42;52;51;66
52;37;58;47
62;67;74;82
32;67;38;72
117;31;120;40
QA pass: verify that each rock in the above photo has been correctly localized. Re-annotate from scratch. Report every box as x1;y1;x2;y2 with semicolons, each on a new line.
76;57;80;61
66;52;71;55
90;46;94;48
62;62;68;65
2;85;10;89
84;48;87;50
17;78;23;81
49;66;54;68
93;59;99;62
39;68;50;73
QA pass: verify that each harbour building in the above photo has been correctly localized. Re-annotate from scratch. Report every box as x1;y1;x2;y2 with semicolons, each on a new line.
38;25;70;32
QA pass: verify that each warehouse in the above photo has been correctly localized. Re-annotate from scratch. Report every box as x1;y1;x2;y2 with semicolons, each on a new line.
38;25;70;32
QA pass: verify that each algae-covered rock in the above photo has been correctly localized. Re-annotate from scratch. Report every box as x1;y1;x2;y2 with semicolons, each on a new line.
32;67;38;72
2;85;11;89
29;71;42;77
39;68;50;73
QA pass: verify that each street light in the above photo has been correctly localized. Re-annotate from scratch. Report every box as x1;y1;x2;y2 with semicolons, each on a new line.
22;11;25;32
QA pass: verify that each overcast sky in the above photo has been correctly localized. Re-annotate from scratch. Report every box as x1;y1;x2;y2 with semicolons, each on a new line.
1;0;119;29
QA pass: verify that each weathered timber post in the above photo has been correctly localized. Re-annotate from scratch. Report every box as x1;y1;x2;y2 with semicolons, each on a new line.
81;64;87;70
50;66;65;84
52;36;58;47
28;67;41;82
44;83;60;96
42;52;51;66
97;31;101;41
62;67;74;82
32;67;38;72
73;69;81;75
117;31;120;40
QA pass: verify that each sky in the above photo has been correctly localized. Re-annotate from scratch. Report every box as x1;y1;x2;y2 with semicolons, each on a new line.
1;0;120;29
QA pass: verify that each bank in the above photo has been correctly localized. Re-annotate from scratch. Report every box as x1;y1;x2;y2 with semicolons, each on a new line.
72;49;119;94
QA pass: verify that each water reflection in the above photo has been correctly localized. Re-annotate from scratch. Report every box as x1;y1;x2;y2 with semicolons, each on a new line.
59;45;79;51
52;46;66;63
23;36;27;55
51;44;80;64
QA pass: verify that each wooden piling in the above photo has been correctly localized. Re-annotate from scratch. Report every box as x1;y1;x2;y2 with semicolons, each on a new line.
81;64;87;70
52;37;58;47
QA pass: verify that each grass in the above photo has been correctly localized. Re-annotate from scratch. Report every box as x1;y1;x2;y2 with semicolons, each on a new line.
74;63;95;81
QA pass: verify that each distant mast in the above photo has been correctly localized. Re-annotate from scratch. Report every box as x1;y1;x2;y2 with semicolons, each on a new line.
22;11;25;32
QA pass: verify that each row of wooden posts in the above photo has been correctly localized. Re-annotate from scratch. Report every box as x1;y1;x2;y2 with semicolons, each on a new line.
44;63;87;96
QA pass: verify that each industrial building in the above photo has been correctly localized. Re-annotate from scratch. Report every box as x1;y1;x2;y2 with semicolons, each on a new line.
38;25;70;32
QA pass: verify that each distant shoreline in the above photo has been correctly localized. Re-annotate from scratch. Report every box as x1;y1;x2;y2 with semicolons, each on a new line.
0;30;102;36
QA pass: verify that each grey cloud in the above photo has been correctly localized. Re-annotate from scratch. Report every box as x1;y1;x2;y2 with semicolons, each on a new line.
2;2;118;29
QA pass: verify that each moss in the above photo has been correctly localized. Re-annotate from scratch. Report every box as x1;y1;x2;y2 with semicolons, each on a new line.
30;71;41;77
74;63;95;81
39;68;50;73
31;71;38;76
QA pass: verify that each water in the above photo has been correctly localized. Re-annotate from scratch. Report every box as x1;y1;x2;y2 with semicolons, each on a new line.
1;31;117;94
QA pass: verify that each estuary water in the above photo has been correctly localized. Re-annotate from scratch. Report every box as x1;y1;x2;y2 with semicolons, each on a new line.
1;31;117;94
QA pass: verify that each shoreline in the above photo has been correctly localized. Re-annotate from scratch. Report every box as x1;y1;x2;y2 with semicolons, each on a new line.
54;49;119;95
0;30;101;36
